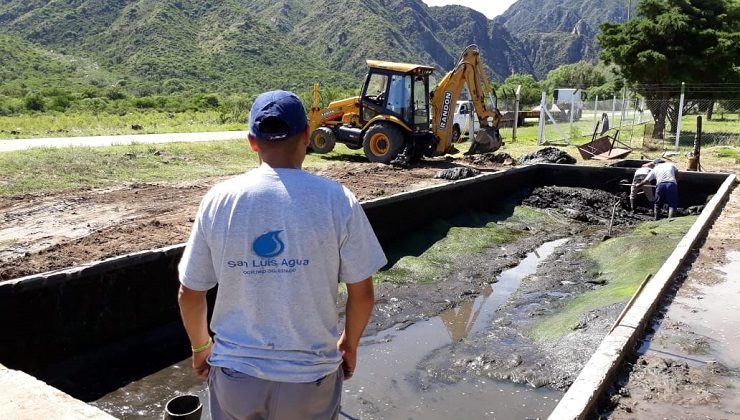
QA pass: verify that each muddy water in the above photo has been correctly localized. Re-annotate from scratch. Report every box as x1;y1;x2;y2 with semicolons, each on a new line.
623;250;740;418
644;251;740;368
341;238;568;419
93;239;567;419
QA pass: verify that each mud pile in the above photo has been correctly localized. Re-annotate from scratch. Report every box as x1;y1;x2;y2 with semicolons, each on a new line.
520;147;576;165
463;152;516;166
523;186;644;225
434;167;481;180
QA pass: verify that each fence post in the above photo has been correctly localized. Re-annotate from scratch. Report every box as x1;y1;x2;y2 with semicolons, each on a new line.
593;94;599;131
619;87;627;129
512;85;521;142
569;96;575;141
674;82;685;150
611;95;616;126
537;91;546;145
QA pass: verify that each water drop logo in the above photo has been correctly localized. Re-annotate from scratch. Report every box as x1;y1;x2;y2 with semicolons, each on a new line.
252;230;285;258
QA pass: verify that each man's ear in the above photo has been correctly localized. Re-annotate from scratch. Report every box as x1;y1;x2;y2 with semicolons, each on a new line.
247;134;260;152
301;126;311;147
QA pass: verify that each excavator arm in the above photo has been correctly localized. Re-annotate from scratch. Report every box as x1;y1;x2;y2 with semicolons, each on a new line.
430;45;503;156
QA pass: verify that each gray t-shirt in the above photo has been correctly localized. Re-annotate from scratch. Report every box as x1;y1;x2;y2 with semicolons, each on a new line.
179;163;387;383
645;162;678;184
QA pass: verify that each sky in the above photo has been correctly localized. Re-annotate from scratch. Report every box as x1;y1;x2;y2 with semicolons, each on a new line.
421;0;518;19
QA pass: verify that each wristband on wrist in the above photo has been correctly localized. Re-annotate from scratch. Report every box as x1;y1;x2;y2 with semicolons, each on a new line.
191;337;212;353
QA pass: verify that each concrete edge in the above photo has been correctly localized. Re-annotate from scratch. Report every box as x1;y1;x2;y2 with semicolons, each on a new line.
548;173;737;420
0;363;116;419
360;165;519;209
1;243;185;289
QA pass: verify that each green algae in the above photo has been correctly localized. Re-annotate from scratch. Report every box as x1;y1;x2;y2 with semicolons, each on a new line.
374;206;565;285
529;216;698;342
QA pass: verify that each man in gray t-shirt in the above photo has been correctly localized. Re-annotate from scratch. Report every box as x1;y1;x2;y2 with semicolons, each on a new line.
178;90;387;420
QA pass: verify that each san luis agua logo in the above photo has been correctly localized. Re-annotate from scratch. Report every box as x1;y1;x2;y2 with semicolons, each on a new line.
227;230;309;272
252;230;285;258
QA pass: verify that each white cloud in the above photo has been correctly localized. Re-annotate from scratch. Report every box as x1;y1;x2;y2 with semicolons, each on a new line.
421;0;518;19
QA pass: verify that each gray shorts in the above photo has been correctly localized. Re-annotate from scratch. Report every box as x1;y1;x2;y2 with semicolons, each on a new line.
208;367;343;420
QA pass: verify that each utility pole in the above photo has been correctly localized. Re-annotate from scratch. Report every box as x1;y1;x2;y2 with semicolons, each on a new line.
627;0;632;20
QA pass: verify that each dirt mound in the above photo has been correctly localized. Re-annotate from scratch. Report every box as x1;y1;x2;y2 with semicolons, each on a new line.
463;152;516;166
523;186;642;225
520;147;576;165
434;167;481;180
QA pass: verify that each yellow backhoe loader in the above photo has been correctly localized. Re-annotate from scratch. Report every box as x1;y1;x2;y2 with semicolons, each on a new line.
307;45;503;165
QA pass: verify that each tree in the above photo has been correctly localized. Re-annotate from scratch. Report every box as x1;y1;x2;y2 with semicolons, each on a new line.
496;74;542;106
545;61;604;92
544;61;622;100
599;0;740;138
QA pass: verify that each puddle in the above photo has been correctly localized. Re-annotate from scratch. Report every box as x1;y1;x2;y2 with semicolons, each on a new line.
439;238;569;339
91;359;209;419
93;238;568;419
644;251;740;369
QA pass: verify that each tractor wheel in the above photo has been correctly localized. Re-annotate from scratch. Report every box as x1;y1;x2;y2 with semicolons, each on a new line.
362;123;405;164
309;127;336;154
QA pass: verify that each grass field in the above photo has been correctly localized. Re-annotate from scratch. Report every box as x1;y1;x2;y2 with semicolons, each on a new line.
0;109;737;197
0;111;243;139
0;141;365;196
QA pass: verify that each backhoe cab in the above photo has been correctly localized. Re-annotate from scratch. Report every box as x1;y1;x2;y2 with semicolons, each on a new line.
308;45;503;164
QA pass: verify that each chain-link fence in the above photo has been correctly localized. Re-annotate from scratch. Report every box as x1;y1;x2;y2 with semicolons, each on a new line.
498;83;740;150
641;98;740;151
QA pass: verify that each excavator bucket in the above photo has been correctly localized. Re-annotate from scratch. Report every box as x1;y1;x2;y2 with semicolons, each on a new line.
464;127;503;155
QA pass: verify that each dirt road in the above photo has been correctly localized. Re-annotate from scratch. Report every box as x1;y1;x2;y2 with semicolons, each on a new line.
0;131;250;152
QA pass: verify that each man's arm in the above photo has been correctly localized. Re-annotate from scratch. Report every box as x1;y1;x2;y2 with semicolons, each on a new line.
178;285;212;379
337;277;375;380
636;169;655;188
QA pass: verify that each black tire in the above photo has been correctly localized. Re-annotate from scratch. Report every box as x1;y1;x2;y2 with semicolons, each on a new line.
309;127;336;154
362;123;405;164
452;125;462;144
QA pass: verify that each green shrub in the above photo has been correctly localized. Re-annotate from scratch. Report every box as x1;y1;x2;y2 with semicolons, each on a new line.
105;87;127;100
24;93;46;111
49;95;72;112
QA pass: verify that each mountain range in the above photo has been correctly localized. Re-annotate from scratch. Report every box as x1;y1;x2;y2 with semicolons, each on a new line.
0;0;633;96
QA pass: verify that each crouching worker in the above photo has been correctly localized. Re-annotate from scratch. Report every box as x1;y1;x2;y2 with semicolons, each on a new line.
637;158;679;220
177;90;387;420
630;162;655;212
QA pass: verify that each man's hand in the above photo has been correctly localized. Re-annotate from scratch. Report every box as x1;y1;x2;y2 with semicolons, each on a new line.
192;346;212;379
337;332;357;380
178;285;211;380
339;277;374;381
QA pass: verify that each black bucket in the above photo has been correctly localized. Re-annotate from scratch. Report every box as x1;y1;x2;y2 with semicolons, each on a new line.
164;394;202;420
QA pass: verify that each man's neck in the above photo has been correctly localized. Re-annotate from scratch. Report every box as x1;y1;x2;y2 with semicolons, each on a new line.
260;156;303;170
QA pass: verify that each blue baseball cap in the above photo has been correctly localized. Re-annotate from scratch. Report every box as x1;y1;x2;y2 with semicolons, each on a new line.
248;90;308;141
653;158;665;164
